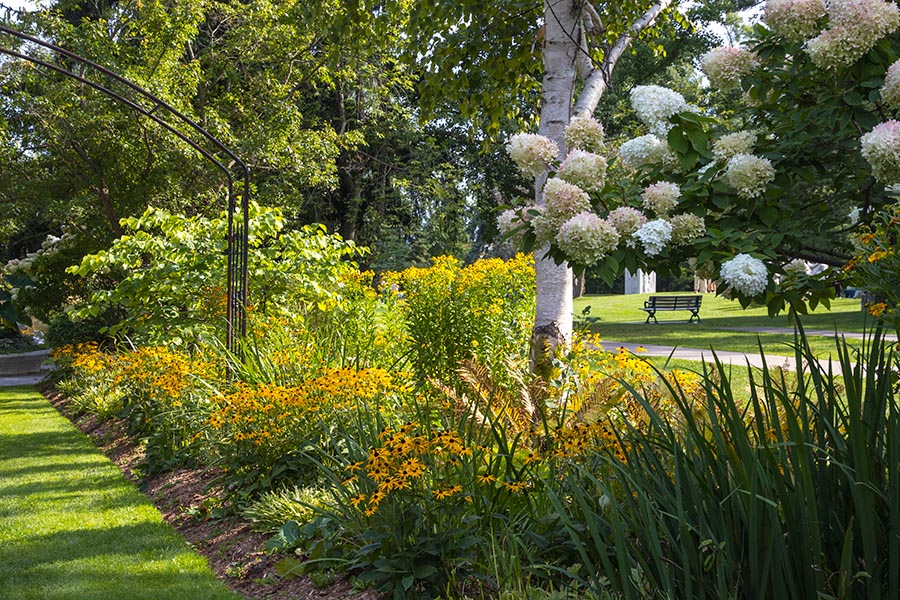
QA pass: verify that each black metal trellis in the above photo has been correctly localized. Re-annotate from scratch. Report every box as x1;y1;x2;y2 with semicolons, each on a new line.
0;13;250;356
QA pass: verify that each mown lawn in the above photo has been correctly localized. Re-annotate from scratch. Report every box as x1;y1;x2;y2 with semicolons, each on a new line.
0;386;240;600
574;293;878;357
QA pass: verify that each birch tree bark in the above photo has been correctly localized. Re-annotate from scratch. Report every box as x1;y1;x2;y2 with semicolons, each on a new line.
531;0;673;370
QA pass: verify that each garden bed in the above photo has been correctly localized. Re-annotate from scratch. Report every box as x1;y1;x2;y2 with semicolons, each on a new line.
40;385;377;600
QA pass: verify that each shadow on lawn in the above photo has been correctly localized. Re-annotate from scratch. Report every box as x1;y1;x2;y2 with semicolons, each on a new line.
0;522;232;600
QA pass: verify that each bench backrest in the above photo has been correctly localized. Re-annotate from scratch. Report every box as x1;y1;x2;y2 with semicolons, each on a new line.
646;295;702;309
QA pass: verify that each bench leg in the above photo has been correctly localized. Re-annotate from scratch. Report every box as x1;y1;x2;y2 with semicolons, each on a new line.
644;312;657;324
689;311;701;324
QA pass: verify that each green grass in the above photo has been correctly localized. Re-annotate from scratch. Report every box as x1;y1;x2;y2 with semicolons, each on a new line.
574;293;877;357
0;386;240;600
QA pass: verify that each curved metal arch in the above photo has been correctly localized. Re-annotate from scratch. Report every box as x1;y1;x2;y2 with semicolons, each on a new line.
0;21;249;354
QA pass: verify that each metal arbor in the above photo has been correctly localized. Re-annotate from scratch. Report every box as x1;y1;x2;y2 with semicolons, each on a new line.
0;14;250;354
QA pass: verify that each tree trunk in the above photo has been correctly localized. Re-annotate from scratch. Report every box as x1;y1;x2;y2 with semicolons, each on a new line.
532;1;673;373
531;0;579;374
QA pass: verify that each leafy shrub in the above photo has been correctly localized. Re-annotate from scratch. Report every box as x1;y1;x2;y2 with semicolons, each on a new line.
384;254;535;382
67;204;362;348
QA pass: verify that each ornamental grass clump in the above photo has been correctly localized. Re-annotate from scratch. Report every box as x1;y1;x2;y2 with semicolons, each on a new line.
543;327;900;600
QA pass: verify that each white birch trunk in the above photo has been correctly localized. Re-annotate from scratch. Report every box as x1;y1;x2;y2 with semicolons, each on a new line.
531;0;579;370
532;0;673;368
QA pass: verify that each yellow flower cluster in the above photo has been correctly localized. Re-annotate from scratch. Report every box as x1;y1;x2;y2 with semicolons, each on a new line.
54;342;109;373
114;346;193;401
208;368;396;449
343;424;491;515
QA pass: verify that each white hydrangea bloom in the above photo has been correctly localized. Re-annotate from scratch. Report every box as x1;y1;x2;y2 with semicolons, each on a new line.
618;134;677;170
630;85;689;137
764;0;826;42
848;206;861;224
633;219;673;256
565;116;605;153
712;130;757;162
669;213;707;246
556;212;620;266
881;59;900;110
641;181;681;216
701;47;760;92
532;179;592;245
607;206;648;237
497;208;525;248
861;120;900;183
720;254;769;296
725;153;776;198
506;133;559;178
783;258;810;276
805;0;900;69
557;150;608;193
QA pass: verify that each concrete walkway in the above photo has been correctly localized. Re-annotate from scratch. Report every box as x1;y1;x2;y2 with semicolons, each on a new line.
715;326;897;341
0;366;54;387
598;340;848;373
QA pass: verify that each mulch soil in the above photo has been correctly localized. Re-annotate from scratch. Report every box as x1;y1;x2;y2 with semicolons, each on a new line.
40;385;380;600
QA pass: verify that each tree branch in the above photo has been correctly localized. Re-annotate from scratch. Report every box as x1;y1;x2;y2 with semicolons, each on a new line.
573;0;673;117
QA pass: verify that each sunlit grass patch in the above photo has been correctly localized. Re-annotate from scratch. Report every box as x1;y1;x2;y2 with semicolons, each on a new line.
0;386;239;600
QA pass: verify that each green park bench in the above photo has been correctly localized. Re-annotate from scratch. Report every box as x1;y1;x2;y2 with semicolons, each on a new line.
641;295;702;324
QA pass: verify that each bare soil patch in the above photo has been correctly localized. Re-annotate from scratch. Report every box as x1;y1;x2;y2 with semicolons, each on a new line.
41;386;379;600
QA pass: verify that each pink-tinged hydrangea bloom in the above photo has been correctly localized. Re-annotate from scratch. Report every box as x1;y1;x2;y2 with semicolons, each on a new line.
565;116;605;153
641;181;681;216
630;85;689;137
861;120;900;183
532;179;592;245
557;150;608;193
669;213;707;246
712;130;757;162
506;133;559;178
881;60;900;110
764;0;826;42
633;219;673;256
701;47;760;92
725;153;776;198
618;134;676;170
607;206;648;237
805;0;899;69
721;254;769;296
556;212;620;266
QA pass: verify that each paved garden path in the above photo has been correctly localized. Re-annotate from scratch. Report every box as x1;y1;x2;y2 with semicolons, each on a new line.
598;340;848;372
0;385;239;600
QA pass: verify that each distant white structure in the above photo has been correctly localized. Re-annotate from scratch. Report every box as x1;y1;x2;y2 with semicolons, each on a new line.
625;269;656;294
